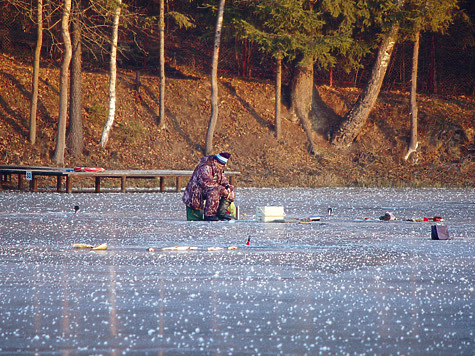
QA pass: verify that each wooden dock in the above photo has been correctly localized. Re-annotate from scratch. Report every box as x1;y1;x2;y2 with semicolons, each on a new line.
0;166;240;193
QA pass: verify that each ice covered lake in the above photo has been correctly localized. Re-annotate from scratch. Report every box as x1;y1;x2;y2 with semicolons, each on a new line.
0;187;473;355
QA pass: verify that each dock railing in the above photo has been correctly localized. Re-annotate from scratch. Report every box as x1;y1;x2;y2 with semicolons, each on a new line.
0;166;240;193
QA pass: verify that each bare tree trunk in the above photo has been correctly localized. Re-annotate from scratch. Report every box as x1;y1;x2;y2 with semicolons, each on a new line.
330;23;400;147
274;55;282;140
66;10;84;157
53;0;72;166
405;30;420;160
205;0;225;156
429;34;437;94
158;0;166;129
290;62;317;155
100;0;122;148
29;0;43;145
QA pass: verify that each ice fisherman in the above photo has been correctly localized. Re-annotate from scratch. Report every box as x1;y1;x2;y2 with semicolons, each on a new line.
182;152;236;221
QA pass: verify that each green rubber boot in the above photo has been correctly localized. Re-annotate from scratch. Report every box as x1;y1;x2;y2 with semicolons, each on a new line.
186;206;204;221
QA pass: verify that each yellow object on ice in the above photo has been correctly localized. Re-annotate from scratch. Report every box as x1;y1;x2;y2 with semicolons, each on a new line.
227;202;237;218
92;243;108;250
72;243;108;250
162;246;193;251
72;243;94;249
207;246;224;251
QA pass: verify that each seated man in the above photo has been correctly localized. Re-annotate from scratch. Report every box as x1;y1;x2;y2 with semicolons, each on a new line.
183;152;236;221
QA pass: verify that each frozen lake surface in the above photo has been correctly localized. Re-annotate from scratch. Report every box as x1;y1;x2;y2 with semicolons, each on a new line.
0;187;473;355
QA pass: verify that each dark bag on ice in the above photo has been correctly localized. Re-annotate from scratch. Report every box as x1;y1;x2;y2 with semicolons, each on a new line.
431;225;450;240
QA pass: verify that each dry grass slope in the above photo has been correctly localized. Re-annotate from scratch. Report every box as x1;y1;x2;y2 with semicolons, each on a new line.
0;52;474;188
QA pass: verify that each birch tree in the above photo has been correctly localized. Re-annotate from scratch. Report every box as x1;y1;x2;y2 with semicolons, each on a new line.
405;29;420;160
53;0;72;166
205;0;225;155
158;0;166;129
100;0;122;148
403;0;458;160
29;0;43;145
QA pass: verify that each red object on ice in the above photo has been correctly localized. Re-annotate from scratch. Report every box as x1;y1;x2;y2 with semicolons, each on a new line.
246;236;250;246
74;167;106;172
423;217;430;222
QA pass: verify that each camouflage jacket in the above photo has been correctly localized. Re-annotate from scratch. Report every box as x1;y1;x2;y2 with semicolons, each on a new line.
182;155;231;210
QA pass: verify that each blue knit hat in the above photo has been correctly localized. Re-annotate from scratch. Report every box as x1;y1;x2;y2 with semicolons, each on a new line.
215;152;231;165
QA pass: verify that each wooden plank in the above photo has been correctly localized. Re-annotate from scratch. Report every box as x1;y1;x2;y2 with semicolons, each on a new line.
0;173;7;190
0;165;64;171
159;177;165;192
95;177;101;193
0;168;240;179
30;177;38;192
56;176;63;192
18;174;23;190
121;176;127;193
176;177;182;192
66;176;73;193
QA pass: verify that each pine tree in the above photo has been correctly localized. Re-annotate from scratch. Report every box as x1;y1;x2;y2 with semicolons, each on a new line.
235;0;358;154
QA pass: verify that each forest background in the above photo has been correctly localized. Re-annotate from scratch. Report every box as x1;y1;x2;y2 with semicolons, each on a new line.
0;0;474;188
